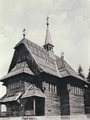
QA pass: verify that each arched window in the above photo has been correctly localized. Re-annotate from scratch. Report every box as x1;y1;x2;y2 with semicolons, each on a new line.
51;85;54;92
55;86;57;93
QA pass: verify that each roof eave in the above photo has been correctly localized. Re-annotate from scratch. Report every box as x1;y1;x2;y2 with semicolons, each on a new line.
43;43;54;47
68;75;90;85
0;72;35;82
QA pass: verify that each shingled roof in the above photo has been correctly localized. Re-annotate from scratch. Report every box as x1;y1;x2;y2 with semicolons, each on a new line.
21;84;46;98
0;37;88;83
0;92;21;103
13;38;60;77
0;61;34;81
55;55;86;81
15;38;87;81
3;92;21;103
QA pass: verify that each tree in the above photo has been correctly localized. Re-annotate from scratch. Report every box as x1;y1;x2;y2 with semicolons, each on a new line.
78;65;85;78
87;67;90;82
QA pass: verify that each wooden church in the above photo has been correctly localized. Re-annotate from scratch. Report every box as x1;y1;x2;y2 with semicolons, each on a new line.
0;17;90;117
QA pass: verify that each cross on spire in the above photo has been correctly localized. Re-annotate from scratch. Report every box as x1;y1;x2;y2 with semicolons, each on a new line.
23;28;26;38
46;16;49;25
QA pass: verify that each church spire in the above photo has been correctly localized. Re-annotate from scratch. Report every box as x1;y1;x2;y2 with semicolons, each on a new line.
43;17;54;51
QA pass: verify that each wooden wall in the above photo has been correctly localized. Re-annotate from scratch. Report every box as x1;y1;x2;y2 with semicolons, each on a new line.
6;99;27;116
3;73;35;117
6;74;34;96
43;81;61;116
3;70;90;116
6;74;25;97
24;74;34;92
59;89;70;115
69;85;85;115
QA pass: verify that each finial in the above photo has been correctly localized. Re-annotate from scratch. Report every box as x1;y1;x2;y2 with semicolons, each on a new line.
61;52;64;59
46;16;49;25
23;28;26;38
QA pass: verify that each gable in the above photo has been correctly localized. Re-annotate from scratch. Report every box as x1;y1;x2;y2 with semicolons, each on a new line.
9;38;60;78
8;44;27;72
9;43;44;75
21;84;46;99
0;61;34;81
55;55;89;83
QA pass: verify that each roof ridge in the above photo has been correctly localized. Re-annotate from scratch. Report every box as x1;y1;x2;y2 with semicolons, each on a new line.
14;38;31;48
15;38;46;52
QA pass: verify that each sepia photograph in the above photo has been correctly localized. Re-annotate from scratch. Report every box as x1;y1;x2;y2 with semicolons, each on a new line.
0;0;90;119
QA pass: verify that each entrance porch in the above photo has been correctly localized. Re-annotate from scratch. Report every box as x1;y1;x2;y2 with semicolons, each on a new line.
24;97;45;116
21;84;46;116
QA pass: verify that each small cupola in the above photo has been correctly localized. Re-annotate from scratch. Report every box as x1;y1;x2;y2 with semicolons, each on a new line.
43;17;54;52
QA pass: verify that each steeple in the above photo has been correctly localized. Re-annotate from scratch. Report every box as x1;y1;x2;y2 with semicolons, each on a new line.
43;17;54;51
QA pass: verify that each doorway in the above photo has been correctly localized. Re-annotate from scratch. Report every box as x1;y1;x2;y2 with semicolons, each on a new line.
24;97;45;116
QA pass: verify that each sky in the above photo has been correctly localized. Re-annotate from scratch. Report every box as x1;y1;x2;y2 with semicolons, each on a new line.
0;0;90;98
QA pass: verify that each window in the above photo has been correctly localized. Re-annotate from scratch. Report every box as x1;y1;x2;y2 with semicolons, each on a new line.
10;83;12;89
49;83;52;92
48;83;57;93
55;86;57;93
13;82;14;89
9;80;21;90
76;87;78;94
49;83;50;91
17;81;19;88
14;81;16;88
73;87;74;93
73;86;83;95
52;85;54;93
49;83;51;92
78;88;80;94
20;80;21;86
